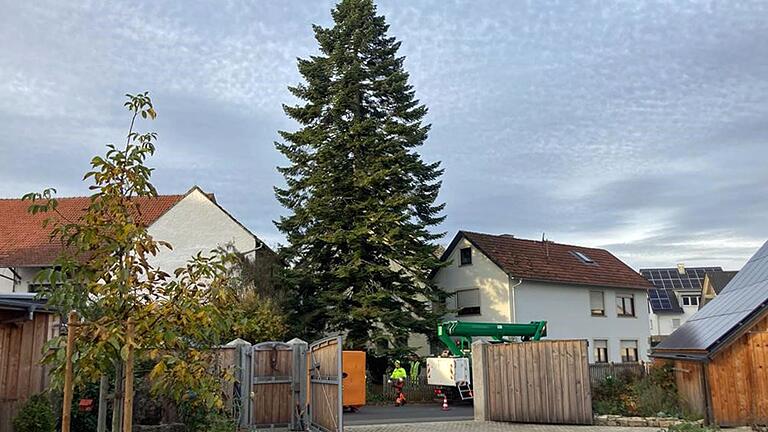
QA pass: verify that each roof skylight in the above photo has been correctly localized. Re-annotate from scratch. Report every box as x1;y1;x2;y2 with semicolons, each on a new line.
572;251;594;264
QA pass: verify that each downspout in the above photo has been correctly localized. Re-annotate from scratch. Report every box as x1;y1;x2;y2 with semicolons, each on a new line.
241;240;265;257
509;276;523;323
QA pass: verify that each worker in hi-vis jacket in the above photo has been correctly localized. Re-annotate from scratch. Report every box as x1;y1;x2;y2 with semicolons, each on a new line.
388;360;407;406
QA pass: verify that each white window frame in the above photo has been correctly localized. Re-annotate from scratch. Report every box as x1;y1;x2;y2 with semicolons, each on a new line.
455;288;480;316
616;293;636;317
593;339;608;363
590;291;605;316
620;340;639;363
681;295;699;307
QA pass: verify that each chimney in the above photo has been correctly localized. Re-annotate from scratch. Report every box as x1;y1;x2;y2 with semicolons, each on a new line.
677;263;686;275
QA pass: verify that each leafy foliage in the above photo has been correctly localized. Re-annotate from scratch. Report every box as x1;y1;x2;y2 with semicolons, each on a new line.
12;394;56;432
24;92;236;413
592;375;634;415
274;0;447;352
225;249;288;343
592;364;682;417
633;363;680;417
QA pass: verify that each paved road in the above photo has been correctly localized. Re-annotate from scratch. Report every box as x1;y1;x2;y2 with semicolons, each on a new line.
345;421;659;432
344;403;474;425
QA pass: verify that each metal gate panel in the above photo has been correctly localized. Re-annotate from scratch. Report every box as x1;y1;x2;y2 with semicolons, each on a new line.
308;336;343;432
251;341;294;428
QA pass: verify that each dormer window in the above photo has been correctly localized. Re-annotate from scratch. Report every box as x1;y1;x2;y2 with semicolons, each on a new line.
460;247;472;265
572;250;594;264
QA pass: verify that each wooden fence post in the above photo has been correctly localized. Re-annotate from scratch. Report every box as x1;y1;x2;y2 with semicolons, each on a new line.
112;362;124;432
97;374;109;432
122;319;135;432
471;340;489;421
61;311;77;432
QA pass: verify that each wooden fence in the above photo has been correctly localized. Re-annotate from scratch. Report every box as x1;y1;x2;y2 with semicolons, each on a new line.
473;339;593;425
0;311;58;432
588;362;648;387
375;360;646;405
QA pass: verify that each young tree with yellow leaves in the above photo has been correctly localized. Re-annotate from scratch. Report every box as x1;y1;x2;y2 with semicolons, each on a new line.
25;93;237;430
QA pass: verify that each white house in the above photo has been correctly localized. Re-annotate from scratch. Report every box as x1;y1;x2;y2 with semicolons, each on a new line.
640;265;734;345
0;186;269;293
433;231;652;363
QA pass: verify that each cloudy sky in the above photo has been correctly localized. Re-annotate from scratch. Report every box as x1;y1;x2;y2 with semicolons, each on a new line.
2;1;767;270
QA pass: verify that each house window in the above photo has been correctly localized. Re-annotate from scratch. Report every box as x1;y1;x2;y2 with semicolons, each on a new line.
621;340;639;362
590;291;605;316
460;247;472;266
572;250;595;264
616;294;636;317
672;318;681;329
456;289;480;316
681;295;699;307
594;339;608;363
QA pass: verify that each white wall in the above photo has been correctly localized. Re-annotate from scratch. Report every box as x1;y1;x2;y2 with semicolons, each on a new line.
514;281;651;363
0;267;46;293
0;268;13;293
3;189;258;294
147;189;257;273
433;237;511;323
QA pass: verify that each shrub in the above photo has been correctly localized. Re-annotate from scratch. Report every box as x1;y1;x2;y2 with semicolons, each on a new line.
12;394;56;432
632;363;680;417
592;375;633;415
592;364;684;418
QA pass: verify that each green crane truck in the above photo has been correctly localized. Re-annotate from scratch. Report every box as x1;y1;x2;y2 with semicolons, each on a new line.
427;320;547;401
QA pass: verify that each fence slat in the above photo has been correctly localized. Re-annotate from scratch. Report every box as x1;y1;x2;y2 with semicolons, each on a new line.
477;340;593;425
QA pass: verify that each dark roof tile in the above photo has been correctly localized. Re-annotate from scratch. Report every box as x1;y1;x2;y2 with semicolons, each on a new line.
445;231;652;290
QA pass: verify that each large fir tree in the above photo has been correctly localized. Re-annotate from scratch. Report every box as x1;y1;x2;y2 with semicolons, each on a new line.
275;0;447;352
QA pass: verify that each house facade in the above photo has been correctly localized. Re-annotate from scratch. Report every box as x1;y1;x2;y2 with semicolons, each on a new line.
433;231;652;363
640;266;727;345
0;186;269;293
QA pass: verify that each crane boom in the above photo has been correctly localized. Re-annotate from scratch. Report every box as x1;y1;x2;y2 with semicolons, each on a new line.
437;320;547;356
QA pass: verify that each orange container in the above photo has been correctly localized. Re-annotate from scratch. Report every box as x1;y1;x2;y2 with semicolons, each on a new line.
342;350;366;408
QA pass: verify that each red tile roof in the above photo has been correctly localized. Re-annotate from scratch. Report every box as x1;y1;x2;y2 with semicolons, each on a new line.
0;195;183;267
446;231;652;290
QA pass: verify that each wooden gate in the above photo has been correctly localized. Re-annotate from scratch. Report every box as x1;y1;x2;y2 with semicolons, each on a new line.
473;339;593;425
251;341;294;428
308;336;343;432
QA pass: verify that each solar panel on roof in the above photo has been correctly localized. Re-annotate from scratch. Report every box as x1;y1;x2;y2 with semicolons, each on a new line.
648;288;674;311
640;266;722;292
656;241;768;353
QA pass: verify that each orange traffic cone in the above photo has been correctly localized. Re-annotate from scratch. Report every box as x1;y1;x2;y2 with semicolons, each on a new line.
442;394;450;411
